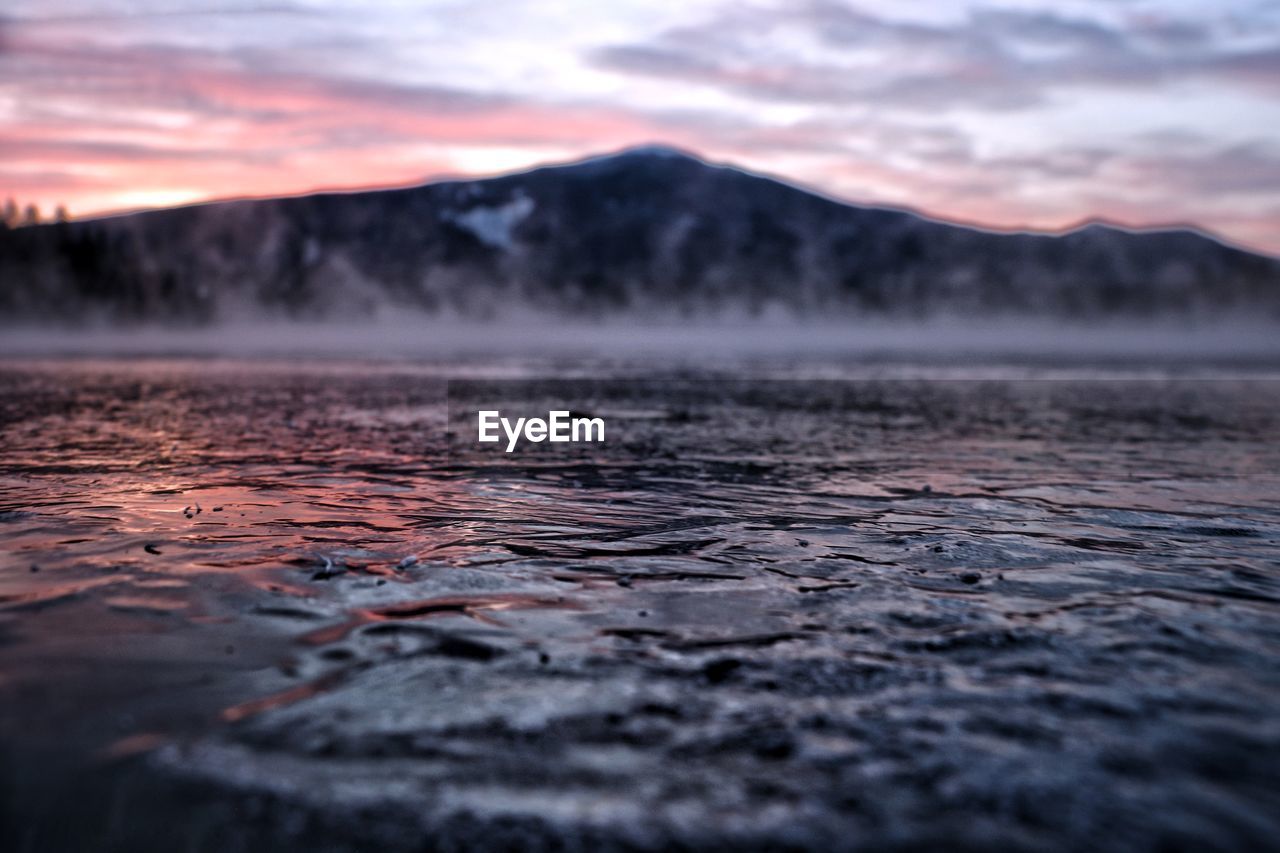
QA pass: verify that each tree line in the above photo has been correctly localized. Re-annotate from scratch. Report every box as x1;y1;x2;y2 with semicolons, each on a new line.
2;199;69;228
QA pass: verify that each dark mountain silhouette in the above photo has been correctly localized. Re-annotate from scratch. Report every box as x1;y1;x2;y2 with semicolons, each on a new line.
1;146;1277;324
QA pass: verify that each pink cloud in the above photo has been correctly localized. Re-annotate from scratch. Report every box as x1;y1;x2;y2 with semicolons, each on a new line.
2;5;1279;256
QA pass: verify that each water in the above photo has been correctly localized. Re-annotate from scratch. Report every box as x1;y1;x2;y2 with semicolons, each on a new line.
2;357;1279;851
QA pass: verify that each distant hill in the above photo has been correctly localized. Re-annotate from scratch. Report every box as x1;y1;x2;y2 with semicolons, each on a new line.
2;146;1278;324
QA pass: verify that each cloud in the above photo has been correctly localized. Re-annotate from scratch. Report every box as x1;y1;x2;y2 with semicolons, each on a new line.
0;29;679;212
1;0;1278;254
1202;46;1280;93
589;2;1279;109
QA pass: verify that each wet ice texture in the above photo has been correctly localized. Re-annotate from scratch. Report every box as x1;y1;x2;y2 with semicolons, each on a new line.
1;362;1279;851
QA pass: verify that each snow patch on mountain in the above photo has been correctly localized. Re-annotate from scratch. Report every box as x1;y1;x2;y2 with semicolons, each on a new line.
446;193;534;249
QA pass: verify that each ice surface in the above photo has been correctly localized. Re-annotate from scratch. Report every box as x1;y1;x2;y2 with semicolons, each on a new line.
1;359;1279;850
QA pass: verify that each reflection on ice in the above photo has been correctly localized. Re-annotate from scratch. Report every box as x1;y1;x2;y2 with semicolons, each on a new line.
1;359;1278;850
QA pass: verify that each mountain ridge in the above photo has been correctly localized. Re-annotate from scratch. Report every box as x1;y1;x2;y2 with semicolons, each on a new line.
2;146;1278;324
57;145;1270;259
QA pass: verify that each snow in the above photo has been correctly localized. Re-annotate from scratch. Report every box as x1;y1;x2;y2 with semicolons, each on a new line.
446;193;534;250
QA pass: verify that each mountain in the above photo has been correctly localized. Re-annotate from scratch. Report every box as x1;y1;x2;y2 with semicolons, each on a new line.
1;146;1278;324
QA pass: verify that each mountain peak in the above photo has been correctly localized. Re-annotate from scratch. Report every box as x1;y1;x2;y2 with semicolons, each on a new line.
605;143;704;161
557;144;710;173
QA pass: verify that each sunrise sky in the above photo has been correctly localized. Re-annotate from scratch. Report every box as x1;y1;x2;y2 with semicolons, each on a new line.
2;0;1279;253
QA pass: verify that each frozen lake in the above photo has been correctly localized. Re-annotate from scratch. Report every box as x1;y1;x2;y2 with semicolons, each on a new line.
2;357;1279;850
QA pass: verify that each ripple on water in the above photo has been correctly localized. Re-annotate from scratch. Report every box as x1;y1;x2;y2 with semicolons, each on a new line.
0;363;1278;850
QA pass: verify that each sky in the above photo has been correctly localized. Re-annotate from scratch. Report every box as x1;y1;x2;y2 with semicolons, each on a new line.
2;0;1279;254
